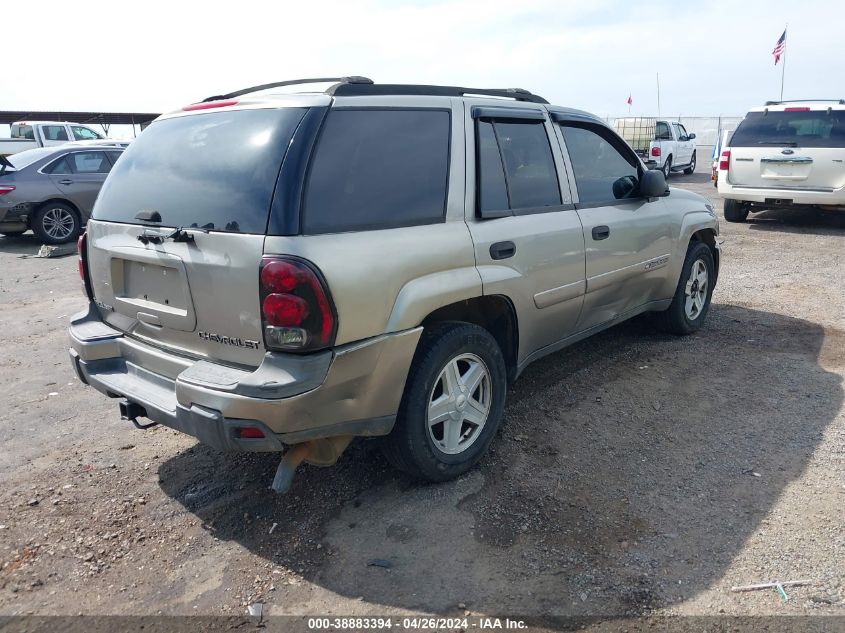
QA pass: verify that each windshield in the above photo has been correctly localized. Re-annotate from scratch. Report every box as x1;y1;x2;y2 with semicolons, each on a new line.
93;107;308;233
731;110;845;148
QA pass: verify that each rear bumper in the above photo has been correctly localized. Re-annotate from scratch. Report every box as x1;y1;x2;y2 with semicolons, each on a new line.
68;305;421;451
718;182;845;207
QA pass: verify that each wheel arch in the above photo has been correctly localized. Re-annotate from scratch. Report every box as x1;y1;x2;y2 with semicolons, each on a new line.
421;295;519;384
690;228;719;283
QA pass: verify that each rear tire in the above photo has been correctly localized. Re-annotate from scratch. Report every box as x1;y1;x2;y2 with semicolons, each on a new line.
683;152;697;175
723;199;749;223
32;202;80;245
659;241;715;335
662;155;673;178
381;322;507;482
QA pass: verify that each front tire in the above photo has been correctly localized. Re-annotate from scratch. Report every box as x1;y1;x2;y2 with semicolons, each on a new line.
683;152;697;175
381;322;507;482
723;199;749;223
32;203;80;245
659;241;715;335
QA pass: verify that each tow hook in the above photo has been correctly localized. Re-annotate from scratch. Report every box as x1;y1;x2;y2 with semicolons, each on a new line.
118;399;158;430
271;435;353;494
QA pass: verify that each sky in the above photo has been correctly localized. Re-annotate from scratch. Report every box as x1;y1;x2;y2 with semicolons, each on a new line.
3;0;843;138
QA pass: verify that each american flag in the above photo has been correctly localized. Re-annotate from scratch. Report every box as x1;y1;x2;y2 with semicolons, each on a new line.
772;29;786;65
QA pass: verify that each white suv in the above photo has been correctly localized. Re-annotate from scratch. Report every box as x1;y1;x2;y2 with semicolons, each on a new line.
717;100;845;221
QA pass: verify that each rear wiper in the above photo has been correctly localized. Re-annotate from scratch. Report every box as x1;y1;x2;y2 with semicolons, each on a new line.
756;141;798;147
137;227;198;245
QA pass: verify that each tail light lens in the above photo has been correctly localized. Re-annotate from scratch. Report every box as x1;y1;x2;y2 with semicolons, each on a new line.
719;150;731;172
0;185;16;195
651;146;661;157
77;232;93;300
259;257;336;352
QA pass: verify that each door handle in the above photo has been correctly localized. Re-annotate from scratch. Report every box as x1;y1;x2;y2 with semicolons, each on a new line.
59;179;73;185
489;241;516;260
591;225;610;240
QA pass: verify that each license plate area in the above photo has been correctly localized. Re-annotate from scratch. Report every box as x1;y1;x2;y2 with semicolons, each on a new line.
123;260;186;310
107;249;197;332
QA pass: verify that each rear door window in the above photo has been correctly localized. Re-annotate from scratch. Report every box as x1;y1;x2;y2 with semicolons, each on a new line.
302;109;451;234
475;118;561;215
731;110;845;148
93;108;308;233
42;125;69;141
45;156;74;175
69;151;111;173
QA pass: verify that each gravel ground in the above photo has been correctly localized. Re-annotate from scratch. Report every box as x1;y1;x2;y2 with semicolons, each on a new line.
0;161;842;620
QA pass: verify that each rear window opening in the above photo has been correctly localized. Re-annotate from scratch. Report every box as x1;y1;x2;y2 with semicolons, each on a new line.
93;108;308;234
731;110;845;148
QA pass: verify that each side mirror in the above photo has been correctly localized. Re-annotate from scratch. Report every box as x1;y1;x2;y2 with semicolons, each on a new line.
639;169;667;199
688;133;696;140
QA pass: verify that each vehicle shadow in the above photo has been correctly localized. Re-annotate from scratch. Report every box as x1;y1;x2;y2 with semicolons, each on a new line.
0;232;44;256
746;207;845;236
667;172;710;186
158;303;842;618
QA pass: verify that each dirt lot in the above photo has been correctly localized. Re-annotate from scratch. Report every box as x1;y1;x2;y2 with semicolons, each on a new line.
0;164;843;621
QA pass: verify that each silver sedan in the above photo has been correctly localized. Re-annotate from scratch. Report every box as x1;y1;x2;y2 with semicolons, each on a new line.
0;145;123;244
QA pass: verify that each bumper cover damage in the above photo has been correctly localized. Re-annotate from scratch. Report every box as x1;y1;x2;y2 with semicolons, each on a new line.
68;305;421;459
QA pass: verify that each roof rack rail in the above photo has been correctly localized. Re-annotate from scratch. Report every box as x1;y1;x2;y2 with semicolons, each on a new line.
199;77;548;104
201;76;374;102
328;83;549;104
764;99;845;106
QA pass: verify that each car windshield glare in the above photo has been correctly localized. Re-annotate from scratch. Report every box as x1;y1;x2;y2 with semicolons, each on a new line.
93;108;308;234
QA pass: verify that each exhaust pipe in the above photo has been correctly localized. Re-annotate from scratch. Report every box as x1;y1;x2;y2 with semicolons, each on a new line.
118;399;157;429
271;435;353;494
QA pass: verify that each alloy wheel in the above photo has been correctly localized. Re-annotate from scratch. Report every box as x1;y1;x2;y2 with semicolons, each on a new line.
427;353;492;455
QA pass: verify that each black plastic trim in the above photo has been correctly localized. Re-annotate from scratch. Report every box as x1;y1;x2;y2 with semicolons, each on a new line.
471;106;546;121
267;106;328;236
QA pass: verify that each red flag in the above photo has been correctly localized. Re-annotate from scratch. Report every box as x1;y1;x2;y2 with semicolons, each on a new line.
627;95;632;105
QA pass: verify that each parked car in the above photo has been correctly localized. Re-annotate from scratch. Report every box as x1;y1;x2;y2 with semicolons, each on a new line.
0;145;123;243
711;128;735;187
0;121;108;157
718;100;845;221
68;77;719;492
614;118;698;177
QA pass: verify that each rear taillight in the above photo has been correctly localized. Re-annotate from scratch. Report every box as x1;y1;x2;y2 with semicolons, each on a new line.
259;257;336;352
651;146;661;157
784;107;811;111
77;233;93;299
0;185;15;195
719;150;731;172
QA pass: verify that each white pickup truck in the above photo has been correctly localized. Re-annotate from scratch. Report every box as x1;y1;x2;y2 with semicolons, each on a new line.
0;121;108;157
614;118;698;177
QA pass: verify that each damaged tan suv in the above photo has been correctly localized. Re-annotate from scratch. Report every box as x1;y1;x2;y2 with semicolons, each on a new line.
69;77;720;492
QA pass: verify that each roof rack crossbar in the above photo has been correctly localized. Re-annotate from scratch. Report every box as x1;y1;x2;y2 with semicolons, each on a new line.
764;99;845;106
201;76;374;102
328;83;548;103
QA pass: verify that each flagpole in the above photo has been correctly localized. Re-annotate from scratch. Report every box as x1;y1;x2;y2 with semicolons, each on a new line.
779;24;787;100
656;72;661;119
